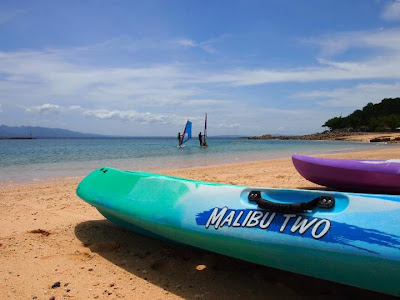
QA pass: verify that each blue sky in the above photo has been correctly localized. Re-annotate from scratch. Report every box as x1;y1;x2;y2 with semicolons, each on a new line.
1;0;400;136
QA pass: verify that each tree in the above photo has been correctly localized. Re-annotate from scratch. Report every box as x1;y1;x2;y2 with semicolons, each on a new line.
322;98;400;131
323;117;346;131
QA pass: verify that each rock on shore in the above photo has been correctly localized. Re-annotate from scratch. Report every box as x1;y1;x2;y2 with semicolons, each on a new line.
249;132;400;143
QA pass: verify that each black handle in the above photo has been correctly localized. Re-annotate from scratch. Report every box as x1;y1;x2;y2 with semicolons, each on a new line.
248;191;335;213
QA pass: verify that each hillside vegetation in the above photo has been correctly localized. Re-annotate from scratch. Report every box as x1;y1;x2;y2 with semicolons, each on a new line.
323;98;400;132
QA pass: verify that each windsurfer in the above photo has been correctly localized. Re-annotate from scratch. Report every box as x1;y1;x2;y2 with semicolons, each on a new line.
177;132;182;146
198;132;203;146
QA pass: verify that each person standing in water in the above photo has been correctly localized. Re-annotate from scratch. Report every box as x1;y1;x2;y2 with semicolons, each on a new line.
177;132;182;146
198;132;203;146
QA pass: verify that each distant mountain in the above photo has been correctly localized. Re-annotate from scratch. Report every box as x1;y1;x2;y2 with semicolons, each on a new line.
0;125;107;138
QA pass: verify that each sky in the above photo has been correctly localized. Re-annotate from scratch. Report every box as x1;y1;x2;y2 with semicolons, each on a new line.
1;0;400;136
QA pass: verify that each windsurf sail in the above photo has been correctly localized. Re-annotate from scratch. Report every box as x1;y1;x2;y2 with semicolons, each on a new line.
181;120;192;145
203;113;208;147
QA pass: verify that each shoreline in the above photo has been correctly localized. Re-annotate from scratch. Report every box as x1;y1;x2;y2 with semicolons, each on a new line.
1;147;399;299
161;147;400;188
2;144;399;188
250;131;400;143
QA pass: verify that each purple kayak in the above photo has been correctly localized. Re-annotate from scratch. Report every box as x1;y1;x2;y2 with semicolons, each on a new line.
292;154;400;193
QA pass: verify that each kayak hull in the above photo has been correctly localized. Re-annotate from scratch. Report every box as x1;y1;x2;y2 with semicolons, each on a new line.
292;154;400;193
77;167;400;296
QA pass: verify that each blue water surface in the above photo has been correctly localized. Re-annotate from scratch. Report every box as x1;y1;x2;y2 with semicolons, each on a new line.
0;137;394;184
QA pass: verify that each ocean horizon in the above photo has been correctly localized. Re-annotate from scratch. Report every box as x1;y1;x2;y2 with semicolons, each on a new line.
0;137;396;186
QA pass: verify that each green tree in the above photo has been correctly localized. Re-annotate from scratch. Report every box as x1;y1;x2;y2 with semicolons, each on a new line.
322;98;400;131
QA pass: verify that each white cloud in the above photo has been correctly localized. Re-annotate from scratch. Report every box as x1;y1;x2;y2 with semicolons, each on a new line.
214;122;241;129
3;27;400;135
301;28;400;57
173;36;224;54
20;103;183;125
0;103;2;113
3;29;400;106
83;109;183;125
258;107;311;115
23;103;63;114
203;55;400;86
382;0;400;21
84;108;244;131
137;97;230;107
18;103;186;126
68;105;83;110
0;47;240;124
294;82;400;107
18;102;246;130
176;39;196;47
0;49;201;106
21;103;83;114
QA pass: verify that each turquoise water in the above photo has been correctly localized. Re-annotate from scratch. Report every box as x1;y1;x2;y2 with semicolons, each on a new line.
0;137;394;185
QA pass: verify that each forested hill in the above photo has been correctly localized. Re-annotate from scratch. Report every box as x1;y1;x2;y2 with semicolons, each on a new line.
323;98;400;131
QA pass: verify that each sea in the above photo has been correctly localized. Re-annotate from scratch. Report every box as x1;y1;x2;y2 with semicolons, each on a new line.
0;137;396;186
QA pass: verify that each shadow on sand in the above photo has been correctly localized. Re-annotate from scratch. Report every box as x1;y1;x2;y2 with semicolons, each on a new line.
75;220;396;299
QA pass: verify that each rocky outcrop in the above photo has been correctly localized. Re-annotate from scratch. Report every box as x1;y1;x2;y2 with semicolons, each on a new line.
249;131;358;141
249;132;400;143
370;137;391;142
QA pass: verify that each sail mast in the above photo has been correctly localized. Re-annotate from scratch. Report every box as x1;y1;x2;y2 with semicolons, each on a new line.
204;113;207;143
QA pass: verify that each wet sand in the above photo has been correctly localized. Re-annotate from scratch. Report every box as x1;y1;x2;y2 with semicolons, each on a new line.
1;147;399;299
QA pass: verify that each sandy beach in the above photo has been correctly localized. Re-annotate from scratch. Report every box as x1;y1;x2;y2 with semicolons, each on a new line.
1;147;399;299
251;131;400;143
334;132;400;143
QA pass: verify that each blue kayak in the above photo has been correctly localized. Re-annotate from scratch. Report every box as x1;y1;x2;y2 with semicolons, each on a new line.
77;167;400;296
